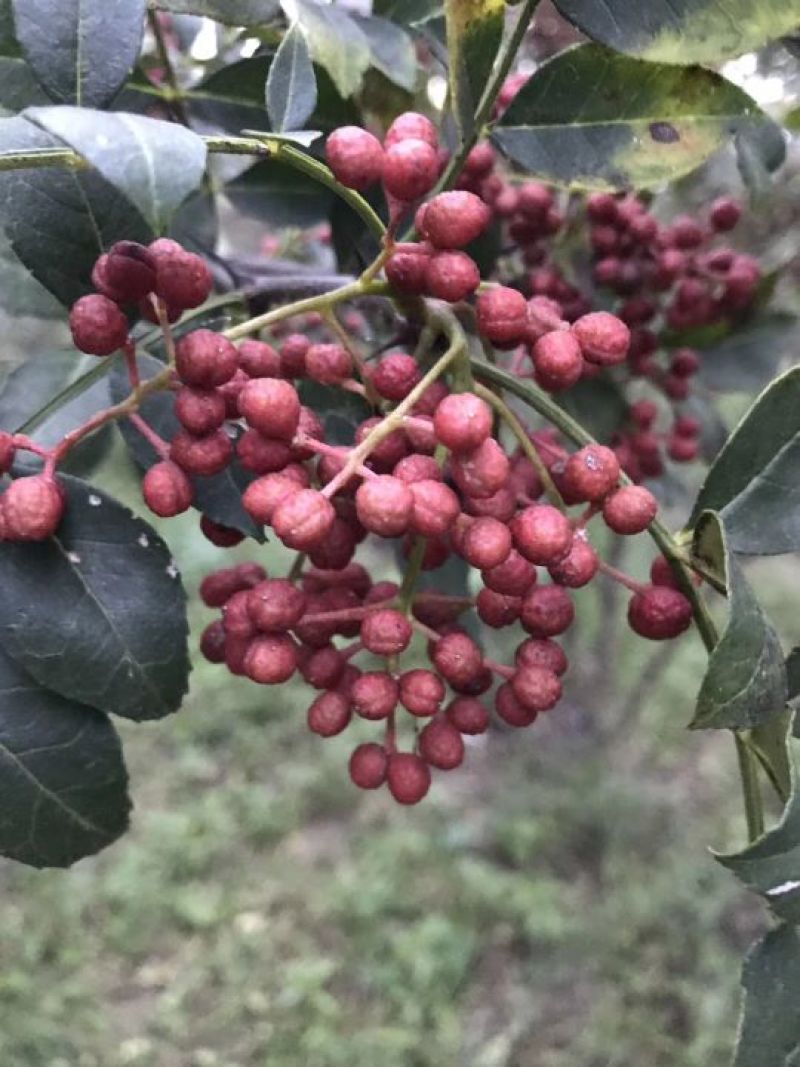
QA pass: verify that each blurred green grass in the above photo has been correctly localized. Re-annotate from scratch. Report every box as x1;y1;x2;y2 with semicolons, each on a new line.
0;443;776;1067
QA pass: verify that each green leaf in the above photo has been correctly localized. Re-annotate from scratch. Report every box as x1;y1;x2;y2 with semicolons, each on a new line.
445;0;504;139
0;115;153;306
109;353;264;541
690;367;800;555
557;377;627;444
0;474;190;721
187;57;273;135
0;645;130;868
491;44;768;190
374;0;442;21
732;925;800;1067
292;0;371;100
736;120;787;198
787;649;800;703
0;227;62;318
551;0;800;67
226;157;332;227
155;0;280;23
299;380;371;446
353;14;418;93
267;23;317;133
0;54;49;114
27;106;207;234
689;512;786;731
697;313;799;394
12;0;146;108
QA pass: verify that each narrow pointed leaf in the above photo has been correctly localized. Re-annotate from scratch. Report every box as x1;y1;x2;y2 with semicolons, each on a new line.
267;23;317;133
292;0;371;100
353;15;417;92
732;925;800;1066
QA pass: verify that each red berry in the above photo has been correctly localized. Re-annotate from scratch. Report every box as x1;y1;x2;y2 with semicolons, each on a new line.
279;334;309;378
271;488;336;550
421;191;491;249
0;431;16;474
425;250;480;302
247;578;306;632
148;240;213;310
244;634;298;683
175;386;227;435
175;330;239;388
445;697;489;734
69;294;129;356
667;435;699;463
651;555;678;589
547;536;598;588
515;637;567;676
481;548;537;595
399;669;445;717
449;438;509;499
408;479;461;537
305;343;353;386
382;138;439;201
628;585;693;640
1;475;65;541
602;485;658;534
102;241;157;300
433;393;492;454
325;126;384;190
200;620;227;664
238;339;282;379
511;666;562;712
520;584;574;637
301;646;347;689
586;192;618;224
512;504;573;565
386;753;431;804
571;312;630;366
419;720;464;770
386;249;430;294
561;445;620;503
495;682;537;727
169;428;233;476
355;475;413;537
532;330;583;392
351;671;399;720
385;112;438;148
709;196;741;232
199;515;244;548
349;743;388;789
371;353;421;401
142;460;193;517
393;453;442;484
476;286;528;348
431;631;483;688
242;473;300;524
307;691;352;736
476;588;521;627
238;378;300;440
461;516;512;569
236;430;292;475
360;608;413;656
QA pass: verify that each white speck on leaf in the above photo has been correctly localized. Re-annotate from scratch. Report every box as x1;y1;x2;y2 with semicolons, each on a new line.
166;561;180;579
88;494;102;507
67;551;81;564
766;880;800;896
137;534;150;548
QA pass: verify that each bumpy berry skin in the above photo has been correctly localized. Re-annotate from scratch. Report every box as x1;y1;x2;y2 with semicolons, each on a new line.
532;330;583;392
244;634;298;684
571;312;630;366
628;585;693;640
170;429;233;476
520;585;574;637
307;691;352;737
461;516;512;569
175;330;239;388
482;548;537;596
142;460;194;517
445;697;489;734
387;752;431;804
271;488;336;550
547;536;598;588
709;196;741;232
0;431;16;474
382;138;439;201
355;475;413;537
495;682;537;727
515;637;568;676
325;126;384;190
305;343;353;386
399;669;445;717
562;445;620;503
602;485;658;534
351;671;398;720
450;438;509;499
247;578;306;633
1;475;65;541
360;609;413;656
425;251;480;302
238;339;282;379
386;249;430;294
175;386;227;436
149;239;213;310
512;504;573;566
349;743;388;789
421;191;492;249
476;588;520;627
200;516;244;548
385;112;438;148
238;378;300;440
476;286;528;348
431;631;482;688
511;666;562;712
433;393;492;454
200;620;227;663
243;473;300;525
69;294;129;356
199;562;265;608
394;454;442;484
419;720;465;770
371;354;421;401
408;479;460;537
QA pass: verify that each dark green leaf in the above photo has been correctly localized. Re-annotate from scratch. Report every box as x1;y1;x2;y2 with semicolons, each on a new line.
557;377;627;443
330;188;383;273
187;57;272;135
0;227;62;318
110;353;264;540
690;367;800;554
0;645;130;868
0;474;190;720
492;44;768;190
751;711;794;803
374;0;442;21
12;0;146;108
690;511;786;730
445;0;504;139
736;119;787;198
27;106;207;234
226;157;332;227
0;54;48;114
0;115;153;306
731;925;800;1067
300;380;371;446
170;188;219;257
155;0;280;23
353;14;417;93
0;0;15;54
697;313;798;394
267;23;317;133
551;0;800;67
787;649;800;703
293;0;371;100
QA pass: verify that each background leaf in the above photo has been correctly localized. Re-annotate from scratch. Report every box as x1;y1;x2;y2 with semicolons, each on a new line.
697;313;799;394
0;54;49;114
12;0;146;108
0;645;130;868
226;157;332;227
551;0;800;67
690;367;800;555
0;115;153;306
557;378;628;443
491;44;767;190
155;0;280;23
731;925;800;1066
27;106;207;234
689;512;786;731
0;474;190;721
291;0;371;100
267;23;317;133
445;0;504;139
353;15;417;93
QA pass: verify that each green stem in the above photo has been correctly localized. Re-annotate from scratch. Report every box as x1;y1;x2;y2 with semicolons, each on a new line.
399;538;428;614
736;734;765;841
223;279;390;341
147;9;190;126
